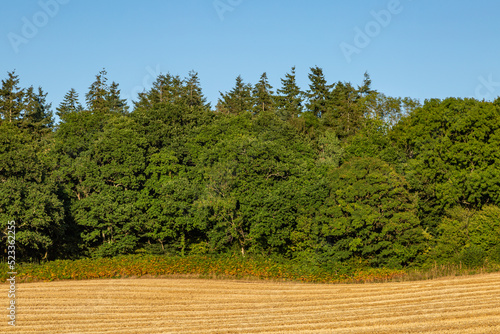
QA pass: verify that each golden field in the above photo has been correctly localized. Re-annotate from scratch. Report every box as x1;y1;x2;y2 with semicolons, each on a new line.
2;273;500;333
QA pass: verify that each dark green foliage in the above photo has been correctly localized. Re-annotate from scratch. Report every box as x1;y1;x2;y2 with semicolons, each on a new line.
217;75;254;114
458;246;486;268
183;71;211;109
85;69;128;114
469;205;500;259
316;157;425;268
276;66;304;121
1;70;499;273
0;123;64;260
134;71;210;111
0;71;24;124
85;69;110;112
302;67;375;140
316;130;344;168
56;88;83;120
326;81;364;138
433;205;500;266
252;72;275;114
107;82;129;114
138;148;200;256
190;112;316;256
68;115;147;257
343;118;405;168
134;73;183;108
392;98;500;232
305;66;333;119
21;86;54;135
358;72;373;97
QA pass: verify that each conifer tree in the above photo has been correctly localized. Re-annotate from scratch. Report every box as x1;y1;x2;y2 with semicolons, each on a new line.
86;69;110;112
305;66;333;118
107;82;129;114
328;81;364;138
183;71;210;109
22;86;54;134
0;71;24;124
252;72;274;115
358;71;373;97
57;88;83;119
276;66;304;121
134;73;184;108
85;70;128;114
216;75;253;114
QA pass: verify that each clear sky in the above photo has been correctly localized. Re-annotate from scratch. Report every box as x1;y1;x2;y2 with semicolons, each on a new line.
2;0;500;117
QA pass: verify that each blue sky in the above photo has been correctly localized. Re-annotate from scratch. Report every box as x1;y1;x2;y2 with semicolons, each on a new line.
2;0;500;117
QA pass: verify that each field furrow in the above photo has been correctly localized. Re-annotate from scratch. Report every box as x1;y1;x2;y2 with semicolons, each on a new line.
3;273;500;333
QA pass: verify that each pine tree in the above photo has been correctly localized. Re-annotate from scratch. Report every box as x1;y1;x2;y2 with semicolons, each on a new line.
0;71;25;124
252;72;274;115
328;81;364;138
85;69;110;112
216;75;253;114
182;71;210;109
276;66;304;121
305;66;333;118
57;88;83;119
107;82;129;114
85;70;128;114
22;86;54;134
134;73;184;109
358;71;373;97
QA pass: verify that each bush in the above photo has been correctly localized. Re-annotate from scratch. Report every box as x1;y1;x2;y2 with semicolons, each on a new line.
434;205;500;265
457;246;486;268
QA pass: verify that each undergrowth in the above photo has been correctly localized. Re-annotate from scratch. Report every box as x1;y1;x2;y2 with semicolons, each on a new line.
1;254;498;284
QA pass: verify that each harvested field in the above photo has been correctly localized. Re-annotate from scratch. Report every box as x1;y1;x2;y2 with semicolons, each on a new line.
3;273;500;333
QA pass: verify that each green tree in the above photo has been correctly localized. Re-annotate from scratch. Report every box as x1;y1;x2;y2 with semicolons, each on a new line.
131;81;214;254
216;75;253;114
134;71;211;112
85;70;128;114
0;123;65;260
433;205;500;265
469;205;500;262
341;93;419;167
183;71;211;109
358;71;373;97
343;117;405;168
85;69;110;112
317;157;425;268
70;115;147;257
191;112;316;256
305;66;333;119
0;71;24;124
252;72;274;114
364;93;420;128
276;66;304;121
433;206;474;263
138;149;199;255
132;99;213;155
327;81;364;138
317;130;344;168
107;82;129;114
134;73;184;109
56;88;83;120
392;98;500;232
22;86;54;135
53;108;115;258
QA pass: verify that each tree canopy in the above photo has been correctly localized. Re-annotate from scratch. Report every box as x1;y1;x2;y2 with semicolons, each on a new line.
1;68;499;271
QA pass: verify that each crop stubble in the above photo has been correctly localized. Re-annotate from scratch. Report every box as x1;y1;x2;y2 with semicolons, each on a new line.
2;272;500;333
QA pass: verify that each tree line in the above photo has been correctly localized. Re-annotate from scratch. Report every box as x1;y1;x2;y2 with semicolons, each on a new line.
1;67;499;269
